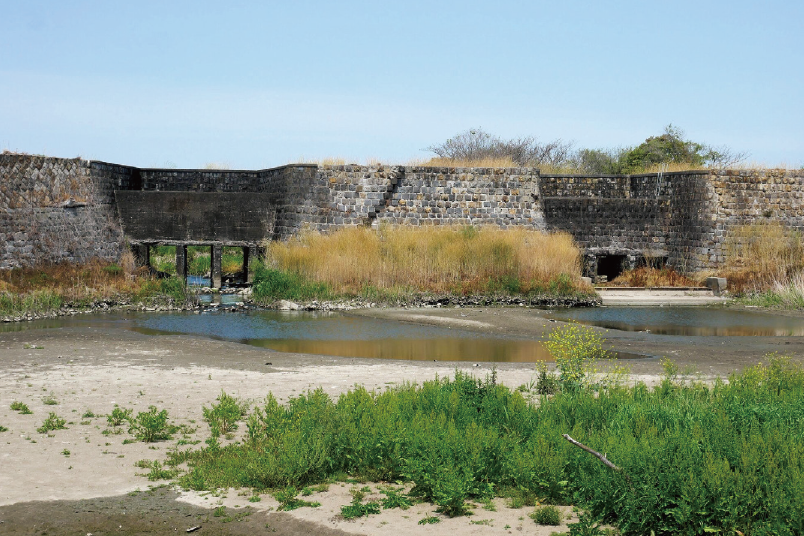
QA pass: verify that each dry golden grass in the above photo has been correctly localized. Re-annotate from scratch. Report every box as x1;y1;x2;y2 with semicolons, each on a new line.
265;225;583;294
411;156;522;169
609;266;698;288
0;258;147;304
722;221;804;293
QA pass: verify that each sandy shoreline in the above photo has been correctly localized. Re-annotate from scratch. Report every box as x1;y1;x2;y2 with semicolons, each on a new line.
1;306;802;534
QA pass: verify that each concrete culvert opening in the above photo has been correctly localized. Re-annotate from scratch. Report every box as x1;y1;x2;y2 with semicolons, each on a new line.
597;254;626;282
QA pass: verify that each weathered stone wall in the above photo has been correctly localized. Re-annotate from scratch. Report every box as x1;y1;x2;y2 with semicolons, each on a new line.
377;167;543;228
3;153;803;275
707;169;804;266
541;174;672;266
0;154;126;269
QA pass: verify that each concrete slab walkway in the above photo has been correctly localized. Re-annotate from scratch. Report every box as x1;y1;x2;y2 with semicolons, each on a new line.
596;287;730;306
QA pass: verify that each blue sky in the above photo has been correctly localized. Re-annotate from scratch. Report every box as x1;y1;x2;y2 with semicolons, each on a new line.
1;0;801;169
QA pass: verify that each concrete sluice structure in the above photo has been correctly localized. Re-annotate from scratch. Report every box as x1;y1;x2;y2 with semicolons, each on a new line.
2;153;803;287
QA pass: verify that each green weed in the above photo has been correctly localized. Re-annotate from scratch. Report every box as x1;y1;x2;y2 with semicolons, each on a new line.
169;361;804;534
273;486;321;511
11;401;32;414
531;505;562;525
380;486;412;510
128;406;176;442
544;324;610;391
37;412;67;433
340;492;381;519
203;391;249;437
107;406;132;427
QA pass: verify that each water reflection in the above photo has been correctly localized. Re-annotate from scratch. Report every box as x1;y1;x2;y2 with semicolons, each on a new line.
1;309;650;362
251;337;550;362
548;306;804;336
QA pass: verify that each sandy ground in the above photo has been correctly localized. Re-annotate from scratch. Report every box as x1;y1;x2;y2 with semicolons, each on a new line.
1;306;802;535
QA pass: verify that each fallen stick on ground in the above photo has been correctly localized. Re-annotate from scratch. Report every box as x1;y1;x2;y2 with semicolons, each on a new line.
562;433;633;485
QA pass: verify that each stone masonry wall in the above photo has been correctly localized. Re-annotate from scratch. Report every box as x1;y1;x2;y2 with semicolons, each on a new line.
377;167;543;228
3;152;803;275
0;154;126;269
541;172;718;272
707;169;804;267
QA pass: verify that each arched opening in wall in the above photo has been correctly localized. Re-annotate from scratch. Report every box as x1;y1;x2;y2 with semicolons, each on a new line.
597;255;626;282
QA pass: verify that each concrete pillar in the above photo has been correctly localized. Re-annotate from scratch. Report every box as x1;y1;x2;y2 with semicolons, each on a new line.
211;244;222;289
175;244;187;284
132;243;150;268
582;253;598;279
243;246;252;284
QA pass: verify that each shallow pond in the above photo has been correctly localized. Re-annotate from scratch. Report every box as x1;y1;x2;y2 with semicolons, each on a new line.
0;309;647;363
546;306;804;336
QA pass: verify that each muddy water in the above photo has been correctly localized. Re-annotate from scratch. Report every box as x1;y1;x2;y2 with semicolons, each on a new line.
547;306;804;336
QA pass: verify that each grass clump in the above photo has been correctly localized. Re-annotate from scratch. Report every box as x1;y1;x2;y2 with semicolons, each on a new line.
531;505;562;525
37;412;67;433
256;225;587;303
10;401;32;414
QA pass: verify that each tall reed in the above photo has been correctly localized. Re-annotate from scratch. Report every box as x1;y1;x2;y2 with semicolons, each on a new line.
264;225;583;295
724;221;804;294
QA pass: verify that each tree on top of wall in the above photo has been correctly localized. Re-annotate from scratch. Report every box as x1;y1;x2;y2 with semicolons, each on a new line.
426;125;747;174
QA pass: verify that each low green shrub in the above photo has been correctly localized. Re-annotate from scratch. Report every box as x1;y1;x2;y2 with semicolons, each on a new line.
11;401;32;414
170;358;804;535
380;486;412;510
340;488;381;519
107;406;132;427
37;412;67;433
544;324;610;391
251;267;331;303
203;391;249;437
128;406;175;442
274;486;321;511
